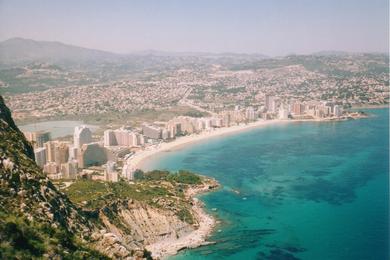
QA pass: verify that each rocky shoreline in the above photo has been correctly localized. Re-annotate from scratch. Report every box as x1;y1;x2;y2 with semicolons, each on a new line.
146;177;220;259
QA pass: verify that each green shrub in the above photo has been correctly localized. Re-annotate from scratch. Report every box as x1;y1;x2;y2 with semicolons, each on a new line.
167;170;202;185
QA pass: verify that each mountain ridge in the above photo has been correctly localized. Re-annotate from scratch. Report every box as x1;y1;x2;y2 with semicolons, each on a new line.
1;37;386;62
0;37;122;66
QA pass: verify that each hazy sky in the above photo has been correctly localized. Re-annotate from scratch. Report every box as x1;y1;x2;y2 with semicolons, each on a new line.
0;0;388;55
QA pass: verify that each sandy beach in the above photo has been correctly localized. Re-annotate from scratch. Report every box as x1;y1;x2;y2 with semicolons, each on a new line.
127;119;287;171
127;113;368;172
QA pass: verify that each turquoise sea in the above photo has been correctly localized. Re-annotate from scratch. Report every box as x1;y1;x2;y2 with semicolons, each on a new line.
144;108;389;260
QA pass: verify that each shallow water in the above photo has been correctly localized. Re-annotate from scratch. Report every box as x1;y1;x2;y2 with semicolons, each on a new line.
144;109;389;260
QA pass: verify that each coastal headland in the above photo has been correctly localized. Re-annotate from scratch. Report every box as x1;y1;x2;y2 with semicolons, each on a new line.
63;170;220;260
145;175;220;259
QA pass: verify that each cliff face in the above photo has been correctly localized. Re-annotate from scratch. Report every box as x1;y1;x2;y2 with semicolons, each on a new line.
100;200;195;245
0;95;90;233
0;95;34;160
0;97;89;258
0;95;209;259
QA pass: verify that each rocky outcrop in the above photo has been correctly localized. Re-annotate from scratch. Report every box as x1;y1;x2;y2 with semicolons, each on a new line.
0;95;90;234
100;200;195;245
0;95;34;160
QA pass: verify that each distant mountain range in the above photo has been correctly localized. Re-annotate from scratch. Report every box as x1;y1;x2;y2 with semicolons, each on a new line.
0;37;122;66
0;38;271;68
0;37;387;68
131;49;269;59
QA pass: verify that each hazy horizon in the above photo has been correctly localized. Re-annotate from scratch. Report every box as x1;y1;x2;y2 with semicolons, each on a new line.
0;0;389;56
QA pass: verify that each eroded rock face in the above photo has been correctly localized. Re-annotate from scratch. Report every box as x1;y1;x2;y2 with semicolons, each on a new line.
1;94;93;234
100;200;195;246
0;95;34;160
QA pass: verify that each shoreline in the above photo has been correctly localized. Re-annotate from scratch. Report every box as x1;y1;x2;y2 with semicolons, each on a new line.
351;104;388;109
129;119;288;171
127;116;365;171
145;179;220;259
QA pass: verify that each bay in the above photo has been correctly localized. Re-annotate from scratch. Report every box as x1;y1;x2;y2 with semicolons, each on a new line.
144;108;389;260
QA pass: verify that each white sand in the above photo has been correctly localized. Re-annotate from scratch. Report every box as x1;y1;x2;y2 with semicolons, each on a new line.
127;119;286;171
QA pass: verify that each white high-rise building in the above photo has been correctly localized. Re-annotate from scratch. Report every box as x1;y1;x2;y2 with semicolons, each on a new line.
142;124;162;139
61;160;78;179
136;134;145;146
104;128;143;147
167;121;180;138
34;147;47;167
122;164;135;180
104;130;116;146
212;117;223;127
333;105;342;117
161;129;169;140
245;106;256;121
105;161;118;182
265;95;276;112
43;162;59;175
74;126;92;149
68;144;78;161
278;105;289;120
106;161;116;173
204;118;212;129
24;131;50;148
220;112;231;127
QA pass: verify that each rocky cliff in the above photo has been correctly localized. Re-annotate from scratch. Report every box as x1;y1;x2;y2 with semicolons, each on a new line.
92;199;196;259
63;171;219;259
